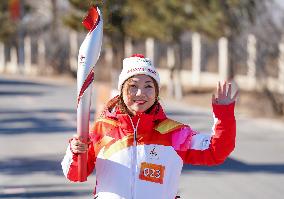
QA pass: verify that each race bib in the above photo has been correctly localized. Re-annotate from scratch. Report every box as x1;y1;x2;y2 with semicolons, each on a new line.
139;162;165;184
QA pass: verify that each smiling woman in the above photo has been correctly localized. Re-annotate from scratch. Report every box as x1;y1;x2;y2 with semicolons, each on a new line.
121;75;158;115
62;54;238;199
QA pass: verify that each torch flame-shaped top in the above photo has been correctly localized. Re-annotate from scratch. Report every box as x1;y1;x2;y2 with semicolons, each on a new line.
82;6;100;32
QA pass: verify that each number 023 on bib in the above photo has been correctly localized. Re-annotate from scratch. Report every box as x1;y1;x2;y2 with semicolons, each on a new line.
139;162;165;184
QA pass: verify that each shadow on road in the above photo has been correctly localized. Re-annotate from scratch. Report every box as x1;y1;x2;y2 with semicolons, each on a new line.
182;157;284;174
0;190;91;198
0;109;76;114
0;78;56;88
0;156;283;177
0;91;45;96
2;183;75;189
0;156;63;176
0;76;65;97
0;109;77;135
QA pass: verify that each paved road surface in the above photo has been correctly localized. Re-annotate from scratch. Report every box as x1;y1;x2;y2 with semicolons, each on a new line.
0;75;283;199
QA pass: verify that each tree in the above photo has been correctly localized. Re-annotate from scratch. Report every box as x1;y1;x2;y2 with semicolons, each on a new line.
123;0;190;42
0;0;34;43
249;0;284;115
186;0;264;79
64;0;126;68
0;1;17;42
64;1;268;93
0;0;33;69
64;0;193;65
122;0;197;98
64;0;194;99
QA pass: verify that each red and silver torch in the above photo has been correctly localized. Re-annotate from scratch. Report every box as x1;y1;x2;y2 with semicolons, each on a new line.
77;6;103;182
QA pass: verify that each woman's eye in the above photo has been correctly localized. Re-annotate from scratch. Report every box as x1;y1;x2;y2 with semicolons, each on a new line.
145;85;153;88
129;84;137;88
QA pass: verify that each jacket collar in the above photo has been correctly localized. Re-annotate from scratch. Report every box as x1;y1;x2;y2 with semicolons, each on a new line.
102;97;167;133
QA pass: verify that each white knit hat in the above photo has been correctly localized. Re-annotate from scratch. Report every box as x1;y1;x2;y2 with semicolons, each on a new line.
118;54;160;92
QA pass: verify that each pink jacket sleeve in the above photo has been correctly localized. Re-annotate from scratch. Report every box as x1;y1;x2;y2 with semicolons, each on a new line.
172;102;236;166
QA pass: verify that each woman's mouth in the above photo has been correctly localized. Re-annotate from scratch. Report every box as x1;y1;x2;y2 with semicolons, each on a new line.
134;100;147;104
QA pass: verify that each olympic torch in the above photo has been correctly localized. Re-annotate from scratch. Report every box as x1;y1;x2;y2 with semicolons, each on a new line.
77;6;103;182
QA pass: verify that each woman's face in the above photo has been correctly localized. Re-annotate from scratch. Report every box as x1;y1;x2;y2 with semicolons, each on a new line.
122;74;157;115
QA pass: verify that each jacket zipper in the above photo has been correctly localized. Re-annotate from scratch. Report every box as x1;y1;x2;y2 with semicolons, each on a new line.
129;116;140;199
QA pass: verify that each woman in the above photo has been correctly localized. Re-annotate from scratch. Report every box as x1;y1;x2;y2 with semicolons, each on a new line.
61;54;238;199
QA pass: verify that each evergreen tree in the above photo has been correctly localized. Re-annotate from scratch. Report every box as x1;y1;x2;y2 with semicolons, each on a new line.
64;0;128;67
0;1;17;42
186;0;262;78
123;0;192;43
64;0;193;68
64;0;264;77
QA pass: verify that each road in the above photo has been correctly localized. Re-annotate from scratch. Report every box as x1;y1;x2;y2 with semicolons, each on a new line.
0;74;284;199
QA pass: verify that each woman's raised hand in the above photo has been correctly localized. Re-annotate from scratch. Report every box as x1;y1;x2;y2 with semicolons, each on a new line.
212;81;238;105
70;135;88;154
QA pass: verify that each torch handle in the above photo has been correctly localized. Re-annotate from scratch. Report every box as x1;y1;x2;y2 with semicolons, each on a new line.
77;85;92;182
78;136;88;182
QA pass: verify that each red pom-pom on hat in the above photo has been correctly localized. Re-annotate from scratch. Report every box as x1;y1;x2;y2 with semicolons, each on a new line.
131;54;145;58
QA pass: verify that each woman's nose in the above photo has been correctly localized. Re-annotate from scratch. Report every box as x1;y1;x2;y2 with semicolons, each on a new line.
136;88;143;96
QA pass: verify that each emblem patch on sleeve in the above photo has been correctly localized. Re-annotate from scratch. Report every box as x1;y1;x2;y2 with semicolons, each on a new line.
139;162;165;184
